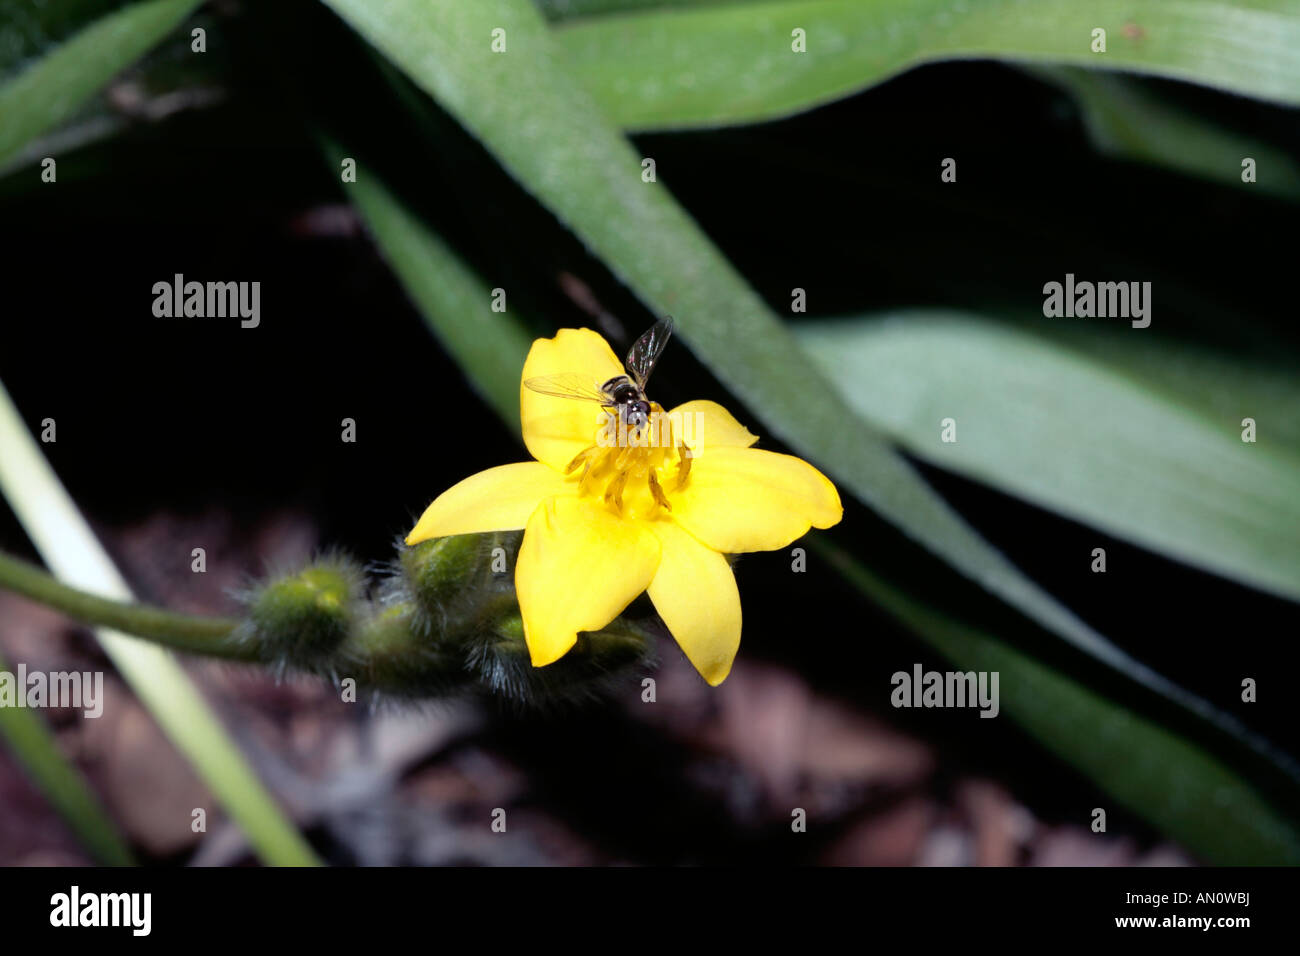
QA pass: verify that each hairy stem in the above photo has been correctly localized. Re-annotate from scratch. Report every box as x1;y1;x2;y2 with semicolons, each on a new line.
0;550;254;660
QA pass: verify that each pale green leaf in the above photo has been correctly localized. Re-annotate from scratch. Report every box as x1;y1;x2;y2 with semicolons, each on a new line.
0;646;135;865
0;380;320;867
554;0;1300;129
1030;66;1300;201
798;311;1300;601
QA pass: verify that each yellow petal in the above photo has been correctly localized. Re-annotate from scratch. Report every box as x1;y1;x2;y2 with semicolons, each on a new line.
406;462;573;545
516;496;661;667
671;446;842;553
646;520;741;686
520;328;625;470
666;399;758;450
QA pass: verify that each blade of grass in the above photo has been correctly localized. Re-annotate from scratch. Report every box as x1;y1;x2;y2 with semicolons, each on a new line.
553;0;1300;130
0;0;204;168
797;311;1300;603
0;379;320;867
320;140;532;431
1028;66;1300;201
0;646;136;865
818;538;1300;865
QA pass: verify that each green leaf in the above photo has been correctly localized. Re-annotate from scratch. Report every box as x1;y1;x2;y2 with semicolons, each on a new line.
1016;316;1300;457
1029;66;1300;201
0;0;204;168
322;140;532;432
553;0;1300;130
819;539;1300;865
0;646;135;865
797;311;1300;602
0;380;321;867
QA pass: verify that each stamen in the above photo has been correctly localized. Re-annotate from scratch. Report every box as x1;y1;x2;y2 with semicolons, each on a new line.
572;402;683;516
565;446;596;474
649;471;672;511
676;443;692;489
604;470;628;513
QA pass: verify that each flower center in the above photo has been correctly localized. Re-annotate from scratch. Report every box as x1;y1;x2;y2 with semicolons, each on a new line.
563;403;693;519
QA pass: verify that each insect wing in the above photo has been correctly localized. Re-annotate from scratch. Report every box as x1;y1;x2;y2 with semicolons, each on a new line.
625;316;674;389
523;372;610;404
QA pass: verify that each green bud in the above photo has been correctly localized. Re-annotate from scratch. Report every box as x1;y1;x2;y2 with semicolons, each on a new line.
335;601;471;699
231;535;654;706
401;533;497;614
241;555;363;667
465;610;654;705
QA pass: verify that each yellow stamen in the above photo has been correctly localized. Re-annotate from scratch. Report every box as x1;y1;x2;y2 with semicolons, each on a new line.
563;402;691;518
676;443;692;490
604;469;628;512
649;471;671;512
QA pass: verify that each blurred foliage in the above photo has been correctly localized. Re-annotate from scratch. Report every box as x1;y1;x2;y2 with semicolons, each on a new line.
0;381;320;866
1;0;1298;864
799;311;1300;602
0;643;135;865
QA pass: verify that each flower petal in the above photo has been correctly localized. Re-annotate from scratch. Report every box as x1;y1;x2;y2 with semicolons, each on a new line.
516;496;661;667
521;328;626;470
647;520;741;686
406;462;573;544
666;399;758;450
671;446;842;553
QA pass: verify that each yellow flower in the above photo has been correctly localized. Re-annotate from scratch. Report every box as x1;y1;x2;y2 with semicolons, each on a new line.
406;328;842;686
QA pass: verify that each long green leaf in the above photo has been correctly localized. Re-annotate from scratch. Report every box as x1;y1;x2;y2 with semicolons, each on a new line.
553;0;1300;129
321;141;532;431
0;647;135;865
317;0;1279;734
1029;66;1300;201
820;539;1300;865
798;311;1300;602
0;0;204;167
0;380;320;866
1023;318;1300;455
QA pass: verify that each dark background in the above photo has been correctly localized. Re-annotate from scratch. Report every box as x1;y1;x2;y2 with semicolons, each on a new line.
2;6;1298;863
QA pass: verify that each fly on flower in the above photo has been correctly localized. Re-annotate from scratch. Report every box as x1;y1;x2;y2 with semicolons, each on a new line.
523;316;674;432
407;325;842;686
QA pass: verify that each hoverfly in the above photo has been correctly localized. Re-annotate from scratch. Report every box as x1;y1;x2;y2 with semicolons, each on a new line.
524;317;674;430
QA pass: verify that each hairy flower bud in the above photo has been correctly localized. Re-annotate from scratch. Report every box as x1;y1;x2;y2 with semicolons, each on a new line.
232;534;652;705
239;555;364;667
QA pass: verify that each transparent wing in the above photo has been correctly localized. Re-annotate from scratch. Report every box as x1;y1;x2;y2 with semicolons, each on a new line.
523;372;610;404
625;316;674;389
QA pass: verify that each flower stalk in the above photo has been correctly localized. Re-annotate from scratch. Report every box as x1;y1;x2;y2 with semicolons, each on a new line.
0;535;653;705
0;550;248;658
